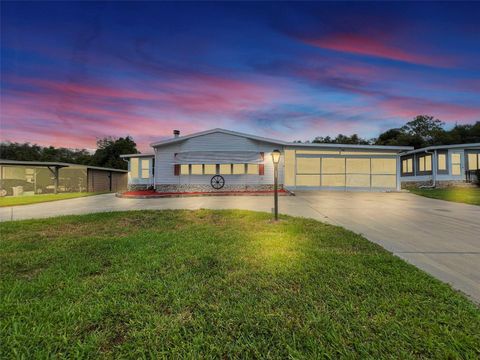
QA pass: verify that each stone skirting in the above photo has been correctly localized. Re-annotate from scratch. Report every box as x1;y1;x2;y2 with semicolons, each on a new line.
401;180;477;189
155;184;283;193
128;184;154;191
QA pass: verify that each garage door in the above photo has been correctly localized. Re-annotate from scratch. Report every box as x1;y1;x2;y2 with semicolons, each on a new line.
294;155;397;191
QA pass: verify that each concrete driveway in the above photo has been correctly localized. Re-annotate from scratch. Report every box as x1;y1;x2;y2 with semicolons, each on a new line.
1;191;479;303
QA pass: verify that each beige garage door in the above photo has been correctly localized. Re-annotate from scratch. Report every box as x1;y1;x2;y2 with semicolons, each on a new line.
295;156;397;190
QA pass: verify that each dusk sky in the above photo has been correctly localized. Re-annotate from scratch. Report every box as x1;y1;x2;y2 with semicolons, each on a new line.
1;2;480;151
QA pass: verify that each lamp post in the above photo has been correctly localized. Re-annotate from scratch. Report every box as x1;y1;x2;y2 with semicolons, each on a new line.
271;149;281;221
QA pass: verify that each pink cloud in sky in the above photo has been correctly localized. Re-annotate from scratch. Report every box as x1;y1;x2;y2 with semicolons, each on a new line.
0;73;290;150
377;95;480;123
302;33;455;68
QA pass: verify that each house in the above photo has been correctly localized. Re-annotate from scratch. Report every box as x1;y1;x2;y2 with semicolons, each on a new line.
121;129;412;192
0;160;127;196
400;143;480;188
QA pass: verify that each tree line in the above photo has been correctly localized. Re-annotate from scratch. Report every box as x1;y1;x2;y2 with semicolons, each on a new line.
0;136;138;170
308;116;480;148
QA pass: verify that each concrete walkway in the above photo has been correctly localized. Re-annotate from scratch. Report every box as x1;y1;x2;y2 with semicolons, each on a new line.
1;192;479;303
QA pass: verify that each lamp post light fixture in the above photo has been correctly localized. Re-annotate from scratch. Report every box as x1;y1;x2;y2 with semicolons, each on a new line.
271;149;281;221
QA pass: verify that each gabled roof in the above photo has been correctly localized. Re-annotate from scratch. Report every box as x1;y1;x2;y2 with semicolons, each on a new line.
401;143;480;156
150;128;286;147
149;128;412;151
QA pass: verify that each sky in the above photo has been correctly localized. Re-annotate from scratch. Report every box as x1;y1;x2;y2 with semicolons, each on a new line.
1;1;480;152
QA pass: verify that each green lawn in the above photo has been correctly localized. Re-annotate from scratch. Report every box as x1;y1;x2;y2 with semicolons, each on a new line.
0;192;105;207
409;187;480;206
1;210;479;358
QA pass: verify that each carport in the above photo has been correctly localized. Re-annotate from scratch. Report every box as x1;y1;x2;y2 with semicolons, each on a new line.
0;160;68;194
0;160;127;195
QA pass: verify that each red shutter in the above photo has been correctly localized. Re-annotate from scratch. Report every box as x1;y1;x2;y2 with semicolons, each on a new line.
174;164;180;176
259;164;265;175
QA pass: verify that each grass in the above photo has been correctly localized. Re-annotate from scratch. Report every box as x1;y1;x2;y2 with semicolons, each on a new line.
409;187;480;206
0;192;105;207
1;210;479;358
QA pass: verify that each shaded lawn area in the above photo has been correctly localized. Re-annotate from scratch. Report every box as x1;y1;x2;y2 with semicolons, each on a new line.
1;210;479;358
409;187;480;206
0;192;105;207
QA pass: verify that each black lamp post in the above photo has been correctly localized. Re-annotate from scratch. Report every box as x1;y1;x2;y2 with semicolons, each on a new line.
271;149;281;221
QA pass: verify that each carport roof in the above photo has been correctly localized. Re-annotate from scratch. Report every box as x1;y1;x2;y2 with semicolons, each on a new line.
0;160;127;172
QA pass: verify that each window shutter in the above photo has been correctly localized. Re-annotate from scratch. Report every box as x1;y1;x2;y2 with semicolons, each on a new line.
259;164;265;175
174;164;180;176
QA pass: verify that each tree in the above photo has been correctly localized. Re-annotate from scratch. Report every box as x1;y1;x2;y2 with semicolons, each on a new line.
89;136;138;169
312;134;371;145
401;115;445;145
0;142;92;164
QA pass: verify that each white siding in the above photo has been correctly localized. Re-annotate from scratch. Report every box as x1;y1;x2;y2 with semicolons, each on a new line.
154;132;284;185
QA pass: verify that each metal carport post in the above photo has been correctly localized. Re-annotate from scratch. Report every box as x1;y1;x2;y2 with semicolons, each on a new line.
46;165;67;194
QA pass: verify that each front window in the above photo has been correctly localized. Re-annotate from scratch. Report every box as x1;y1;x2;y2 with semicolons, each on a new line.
191;164;203;175
401;157;413;176
180;164;189;175
204;164;217;175
219;164;231;175
467;152;479;170
177;163;262;176
140;159;150;178
130;158;139;178
417;154;432;174
232;164;245;174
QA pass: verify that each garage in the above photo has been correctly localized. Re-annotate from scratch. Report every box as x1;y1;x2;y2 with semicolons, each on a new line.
285;148;399;191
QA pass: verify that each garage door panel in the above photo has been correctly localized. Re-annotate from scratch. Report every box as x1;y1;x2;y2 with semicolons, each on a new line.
322;158;345;174
371;175;396;188
371;158;396;174
322;174;345;187
346;158;370;174
297;158;320;174
296;175;320;186
346;174;370;187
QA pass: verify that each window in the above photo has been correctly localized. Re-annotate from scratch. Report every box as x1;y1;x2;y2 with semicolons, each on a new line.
180;164;189;175
247;164;259;175
140;159;150;178
219;164;231;175
467;152;479;170
437;152;447;173
191;164;203;175
401;157;413;176
451;153;461;175
204;164;217;175
233;164;245;174
417;154;432;174
130;158;139;178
